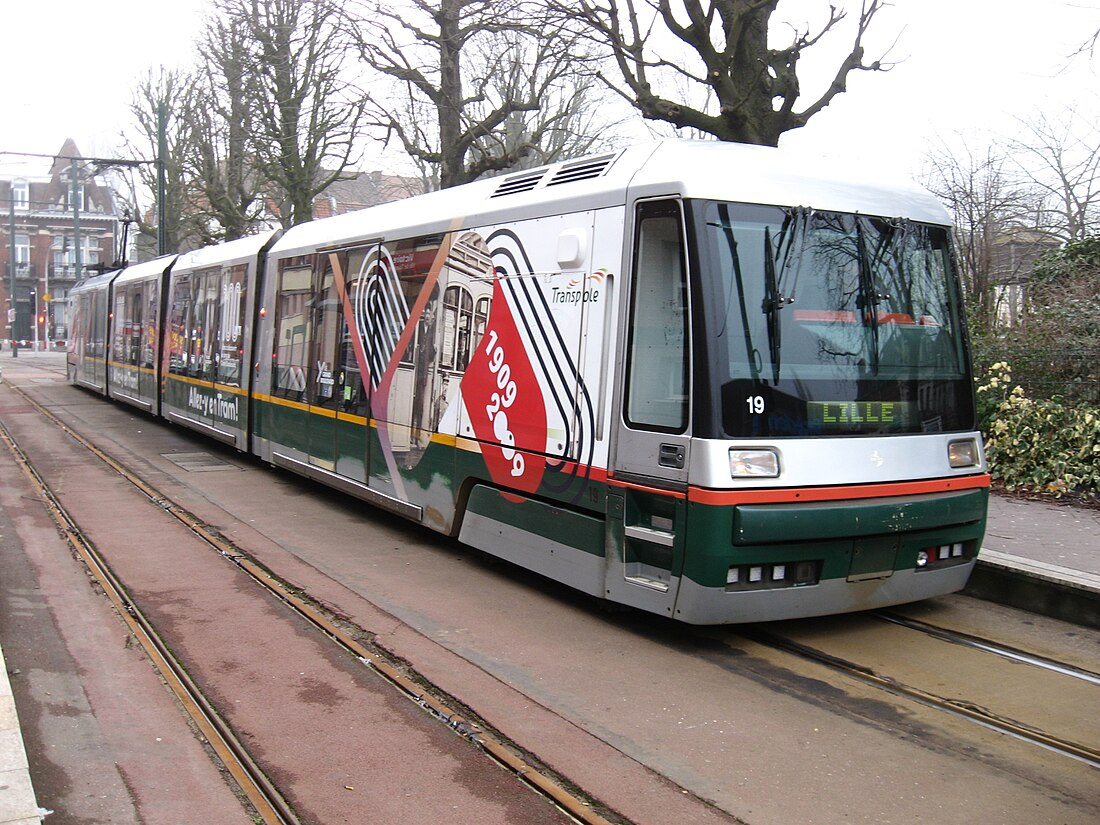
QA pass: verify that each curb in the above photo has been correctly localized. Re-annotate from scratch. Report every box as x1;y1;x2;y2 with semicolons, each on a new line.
966;552;1100;630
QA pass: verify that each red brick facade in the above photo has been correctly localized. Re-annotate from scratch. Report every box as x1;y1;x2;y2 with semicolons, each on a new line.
1;139;120;348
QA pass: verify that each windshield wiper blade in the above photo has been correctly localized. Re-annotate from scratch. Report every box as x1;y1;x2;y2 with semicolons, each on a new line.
776;207;809;303
763;225;783;383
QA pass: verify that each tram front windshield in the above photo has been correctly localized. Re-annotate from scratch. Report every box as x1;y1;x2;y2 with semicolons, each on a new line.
695;201;975;438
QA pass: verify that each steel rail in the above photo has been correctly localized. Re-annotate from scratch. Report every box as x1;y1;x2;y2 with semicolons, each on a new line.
6;382;622;825
0;417;301;825
739;626;1100;770
873;610;1100;686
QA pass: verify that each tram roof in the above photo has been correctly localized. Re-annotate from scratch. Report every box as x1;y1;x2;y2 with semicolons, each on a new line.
70;258;172;295
112;254;178;287
267;140;950;259
172;229;280;273
69;268;120;295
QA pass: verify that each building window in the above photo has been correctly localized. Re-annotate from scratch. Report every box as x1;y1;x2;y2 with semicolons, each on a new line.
64;176;84;211
15;235;30;269
83;236;100;267
52;235;75;277
12;179;29;209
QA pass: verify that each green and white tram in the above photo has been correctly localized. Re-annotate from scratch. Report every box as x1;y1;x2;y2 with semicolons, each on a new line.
69;140;989;623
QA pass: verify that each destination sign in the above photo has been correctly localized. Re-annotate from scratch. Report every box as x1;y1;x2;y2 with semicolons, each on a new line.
807;400;916;429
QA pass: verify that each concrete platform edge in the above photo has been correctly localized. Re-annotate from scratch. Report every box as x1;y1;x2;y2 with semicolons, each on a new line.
0;640;44;825
966;553;1100;630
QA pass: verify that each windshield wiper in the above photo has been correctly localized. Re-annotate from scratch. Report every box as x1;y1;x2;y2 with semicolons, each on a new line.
776;207;809;304
763;225;783;383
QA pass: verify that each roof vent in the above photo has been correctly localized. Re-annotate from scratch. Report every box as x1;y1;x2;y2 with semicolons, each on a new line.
546;153;617;187
490;169;547;198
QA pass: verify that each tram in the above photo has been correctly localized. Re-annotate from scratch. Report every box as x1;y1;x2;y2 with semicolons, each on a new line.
68;140;990;624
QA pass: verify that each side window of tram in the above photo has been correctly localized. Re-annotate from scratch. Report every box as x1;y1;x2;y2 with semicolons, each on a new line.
168;273;192;375
625;201;689;432
274;263;312;401
191;270;221;382
341;249;370;413
217;264;246;387
141;282;158;369
126;287;143;366
308;261;341;405
112;292;127;361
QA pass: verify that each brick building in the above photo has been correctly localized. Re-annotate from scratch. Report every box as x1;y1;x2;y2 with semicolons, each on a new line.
1;139;121;348
309;170;424;219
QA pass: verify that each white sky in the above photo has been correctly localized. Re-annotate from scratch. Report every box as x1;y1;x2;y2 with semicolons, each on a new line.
1;0;1097;180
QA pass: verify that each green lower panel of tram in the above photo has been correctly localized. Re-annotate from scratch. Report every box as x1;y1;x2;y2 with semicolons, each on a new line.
682;487;989;590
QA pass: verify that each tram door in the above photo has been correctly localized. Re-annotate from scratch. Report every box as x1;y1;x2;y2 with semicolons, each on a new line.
305;256;369;482
606;199;691;616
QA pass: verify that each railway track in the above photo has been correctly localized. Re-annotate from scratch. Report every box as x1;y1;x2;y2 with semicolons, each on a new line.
0;415;301;825
0;376;621;825
872;610;1100;687
726;611;1100;770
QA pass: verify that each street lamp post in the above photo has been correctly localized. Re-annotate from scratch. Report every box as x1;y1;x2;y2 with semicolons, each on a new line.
7;193;14;357
30;289;37;352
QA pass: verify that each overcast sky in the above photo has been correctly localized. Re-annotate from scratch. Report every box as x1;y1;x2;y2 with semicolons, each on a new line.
1;0;1097;180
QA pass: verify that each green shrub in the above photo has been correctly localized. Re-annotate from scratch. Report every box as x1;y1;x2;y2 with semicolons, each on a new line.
977;362;1100;497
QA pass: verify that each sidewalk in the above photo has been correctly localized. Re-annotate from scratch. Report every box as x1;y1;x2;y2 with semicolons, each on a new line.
969;493;1100;628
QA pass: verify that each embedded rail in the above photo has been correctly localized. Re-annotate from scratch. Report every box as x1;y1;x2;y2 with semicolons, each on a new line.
735;621;1100;769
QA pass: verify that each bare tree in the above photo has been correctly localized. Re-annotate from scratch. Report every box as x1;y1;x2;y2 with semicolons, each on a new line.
348;0;598;189
922;140;1033;332
188;13;267;242
467;36;623;171
1007;106;1100;243
122;68;207;254
216;0;366;227
555;0;894;145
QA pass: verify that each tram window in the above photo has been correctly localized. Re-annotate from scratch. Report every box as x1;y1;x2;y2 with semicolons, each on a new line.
141;281;157;368
194;271;221;381
625;200;689;432
308;263;341;405
168;273;192;375
339;322;368;416
217;264;246;387
112;291;127;362
127;286;143;366
274;263;312;400
189;275;206;378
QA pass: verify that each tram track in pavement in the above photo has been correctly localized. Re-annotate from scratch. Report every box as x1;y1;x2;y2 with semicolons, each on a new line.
725;613;1100;770
0;377;623;825
0;414;301;825
871;609;1100;686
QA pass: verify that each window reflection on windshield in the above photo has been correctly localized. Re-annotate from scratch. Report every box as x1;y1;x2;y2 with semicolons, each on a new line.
700;201;973;437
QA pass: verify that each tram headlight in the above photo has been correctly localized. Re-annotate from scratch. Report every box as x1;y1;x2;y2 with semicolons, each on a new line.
948;439;978;468
729;448;780;478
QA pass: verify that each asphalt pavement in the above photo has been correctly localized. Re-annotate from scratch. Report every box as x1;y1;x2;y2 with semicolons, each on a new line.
1;348;1097;824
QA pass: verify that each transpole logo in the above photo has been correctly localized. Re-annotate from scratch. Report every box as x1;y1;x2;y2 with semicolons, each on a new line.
549;268;608;307
462;279;547;493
